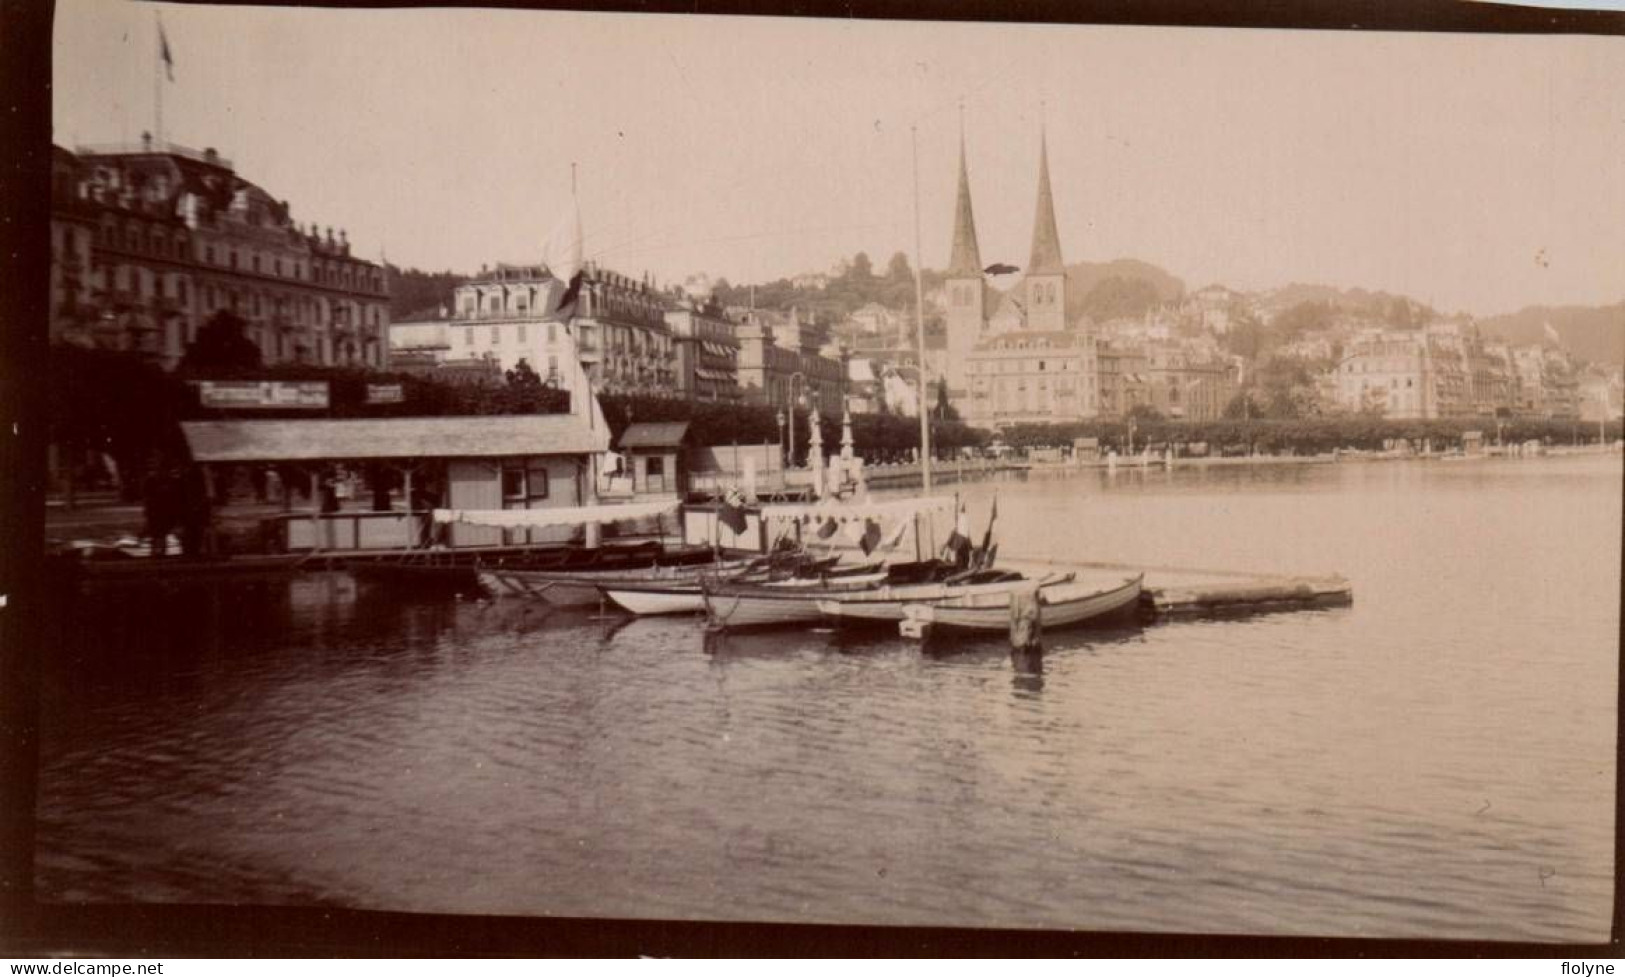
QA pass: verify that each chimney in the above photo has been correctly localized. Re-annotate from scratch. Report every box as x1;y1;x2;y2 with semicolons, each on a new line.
203;147;218;163
140;131;152;150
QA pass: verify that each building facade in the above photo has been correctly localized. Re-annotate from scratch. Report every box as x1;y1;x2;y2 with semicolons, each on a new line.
52;138;389;371
1139;341;1237;421
572;264;678;397
964;330;1098;425
664;293;741;402
734;314;847;412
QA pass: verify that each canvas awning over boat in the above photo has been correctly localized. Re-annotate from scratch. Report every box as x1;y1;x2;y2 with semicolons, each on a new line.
759;497;955;523
431;499;679;529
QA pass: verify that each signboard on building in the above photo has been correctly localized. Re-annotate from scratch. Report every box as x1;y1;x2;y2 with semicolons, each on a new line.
366;383;405;404
194;381;330;410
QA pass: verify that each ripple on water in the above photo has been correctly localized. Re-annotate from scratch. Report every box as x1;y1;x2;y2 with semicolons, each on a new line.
35;458;1620;941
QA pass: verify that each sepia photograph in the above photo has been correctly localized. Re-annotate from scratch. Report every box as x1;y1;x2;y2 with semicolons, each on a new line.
12;0;1624;956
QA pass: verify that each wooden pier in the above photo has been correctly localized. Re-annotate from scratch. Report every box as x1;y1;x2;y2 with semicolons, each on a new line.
1001;557;1352;620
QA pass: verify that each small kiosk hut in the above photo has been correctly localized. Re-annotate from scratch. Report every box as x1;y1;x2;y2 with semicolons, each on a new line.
616;422;692;498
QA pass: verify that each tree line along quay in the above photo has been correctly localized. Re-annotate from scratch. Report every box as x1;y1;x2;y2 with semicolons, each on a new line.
47;330;1619;516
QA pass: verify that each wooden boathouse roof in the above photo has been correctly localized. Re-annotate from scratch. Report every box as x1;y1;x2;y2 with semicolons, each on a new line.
181;414;608;463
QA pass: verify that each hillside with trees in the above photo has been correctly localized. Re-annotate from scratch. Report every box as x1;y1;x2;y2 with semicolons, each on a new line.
388;264;469;320
1479;302;1625;364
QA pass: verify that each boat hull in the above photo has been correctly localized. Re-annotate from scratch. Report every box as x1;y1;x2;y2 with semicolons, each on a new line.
601;583;705;616
479;558;754;605
702;586;833;629
814;573;1072;625
918;575;1143;632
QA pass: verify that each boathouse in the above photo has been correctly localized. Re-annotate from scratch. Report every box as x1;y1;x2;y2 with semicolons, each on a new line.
180;413;609;550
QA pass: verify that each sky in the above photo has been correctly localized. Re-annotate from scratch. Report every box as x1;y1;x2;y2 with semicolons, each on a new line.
52;0;1625;317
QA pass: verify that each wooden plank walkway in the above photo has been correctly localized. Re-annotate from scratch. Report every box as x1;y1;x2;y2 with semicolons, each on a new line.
1001;556;1352;619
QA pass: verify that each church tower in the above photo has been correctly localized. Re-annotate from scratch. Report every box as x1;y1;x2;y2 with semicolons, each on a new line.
1024;129;1067;333
943;122;985;396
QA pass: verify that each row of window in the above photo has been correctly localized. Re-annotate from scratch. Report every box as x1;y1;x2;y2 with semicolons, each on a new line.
100;262;383;328
97;215;383;293
970;358;1084;374
463;322;560;347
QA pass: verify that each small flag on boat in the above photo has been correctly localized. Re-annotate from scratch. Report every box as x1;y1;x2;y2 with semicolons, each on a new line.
817;517;839;539
718;487;748;535
858;519;883;556
974;495;998;568
879;519;909;552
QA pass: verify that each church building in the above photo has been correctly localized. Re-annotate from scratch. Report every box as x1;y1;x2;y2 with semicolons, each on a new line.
947;126;1100;427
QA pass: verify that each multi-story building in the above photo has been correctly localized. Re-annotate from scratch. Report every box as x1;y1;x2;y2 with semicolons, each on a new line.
1096;341;1149;419
1140;341;1238;421
963;330;1098;426
734;312;847;413
53;137;390;370
393;263;578;388
664;292;741;402
50;147;99;347
1509;344;1581;420
572;264;677;397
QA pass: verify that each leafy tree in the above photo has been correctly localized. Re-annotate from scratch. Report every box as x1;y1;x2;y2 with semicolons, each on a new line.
933;377;960;422
849;252;873;280
885;251;912;282
181;310;262;372
1223;390;1264;419
1274;299;1337;338
505;358;542;388
1126;403;1165;424
1081;275;1162;323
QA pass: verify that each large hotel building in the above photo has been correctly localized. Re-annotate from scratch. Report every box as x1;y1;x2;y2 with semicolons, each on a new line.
50;136;390;370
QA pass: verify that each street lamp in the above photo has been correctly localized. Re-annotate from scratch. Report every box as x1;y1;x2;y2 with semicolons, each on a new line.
786;371;807;468
776;410;786;465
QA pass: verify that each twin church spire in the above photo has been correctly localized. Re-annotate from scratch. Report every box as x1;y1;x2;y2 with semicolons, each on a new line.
946;118;1066;284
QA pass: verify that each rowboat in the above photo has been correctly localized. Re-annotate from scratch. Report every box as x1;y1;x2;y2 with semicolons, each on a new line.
479;556;757;606
602;561;887;616
893;573;1144;633
702;566;1032;631
812;570;1064;625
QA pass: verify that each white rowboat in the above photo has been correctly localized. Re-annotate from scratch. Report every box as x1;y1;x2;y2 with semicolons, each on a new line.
901;574;1144;633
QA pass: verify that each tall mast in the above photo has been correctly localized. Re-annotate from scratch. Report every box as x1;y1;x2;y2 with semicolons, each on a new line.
911;126;933;494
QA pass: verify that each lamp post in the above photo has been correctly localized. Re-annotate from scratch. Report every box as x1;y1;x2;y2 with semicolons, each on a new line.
776;410;787;466
786;372;807;468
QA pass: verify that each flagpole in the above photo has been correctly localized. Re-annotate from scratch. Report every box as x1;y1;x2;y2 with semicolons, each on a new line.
910;125;933;495
154;12;164;145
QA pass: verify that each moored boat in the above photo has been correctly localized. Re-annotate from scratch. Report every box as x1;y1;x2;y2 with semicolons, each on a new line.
900;573;1144;633
601;560;886;616
812;569;1062;626
480;555;757;605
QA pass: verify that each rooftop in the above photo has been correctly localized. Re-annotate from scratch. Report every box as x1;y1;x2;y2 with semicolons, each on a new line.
182;414;607;463
618;421;692;450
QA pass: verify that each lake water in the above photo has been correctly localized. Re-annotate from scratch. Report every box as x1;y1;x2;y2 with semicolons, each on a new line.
35;454;1620;941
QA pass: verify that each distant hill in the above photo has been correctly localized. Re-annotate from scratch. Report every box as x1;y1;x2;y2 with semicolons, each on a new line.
1479;302;1625;364
1067;258;1185;302
1060;258;1185;325
389;265;469;321
1260;282;1427;319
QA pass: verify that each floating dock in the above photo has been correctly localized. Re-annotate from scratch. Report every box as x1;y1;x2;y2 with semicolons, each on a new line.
1001;557;1352;620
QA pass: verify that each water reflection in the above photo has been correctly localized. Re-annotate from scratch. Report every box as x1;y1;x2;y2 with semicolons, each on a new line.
36;456;1620;942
